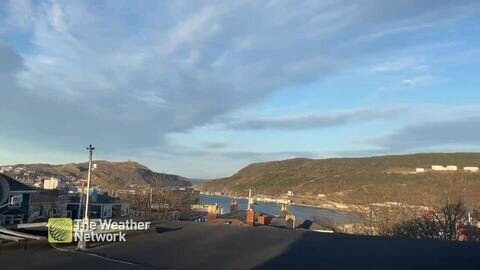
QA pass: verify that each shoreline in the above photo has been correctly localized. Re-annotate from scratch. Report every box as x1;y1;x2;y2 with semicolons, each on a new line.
289;201;364;214
199;192;364;215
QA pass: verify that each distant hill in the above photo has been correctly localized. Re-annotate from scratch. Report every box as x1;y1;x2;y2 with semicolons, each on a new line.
198;153;480;206
189;178;210;185
5;161;191;190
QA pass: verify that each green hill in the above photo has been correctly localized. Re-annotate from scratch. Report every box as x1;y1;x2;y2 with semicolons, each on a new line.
198;153;480;207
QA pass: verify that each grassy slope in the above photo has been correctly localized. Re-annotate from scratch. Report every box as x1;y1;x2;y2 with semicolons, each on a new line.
199;153;480;206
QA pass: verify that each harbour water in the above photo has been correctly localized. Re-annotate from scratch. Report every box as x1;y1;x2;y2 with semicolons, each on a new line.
200;194;360;224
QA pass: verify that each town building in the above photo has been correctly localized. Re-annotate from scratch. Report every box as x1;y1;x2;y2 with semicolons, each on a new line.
416;168;425;173
0;173;37;226
445;165;458;171
432;165;458;171
13;167;26;174
67;189;130;219
28;190;70;222
464;167;479;173
0;166;13;173
43;177;62;190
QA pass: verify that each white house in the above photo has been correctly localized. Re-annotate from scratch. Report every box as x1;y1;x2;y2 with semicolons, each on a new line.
445;165;458;171
415;168;425;173
432;165;458;171
43;177;62;190
432;165;446;171
464;167;479;173
0;166;13;173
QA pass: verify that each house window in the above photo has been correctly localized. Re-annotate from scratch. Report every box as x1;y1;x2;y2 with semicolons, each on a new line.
102;206;112;218
3;215;24;225
8;194;23;208
50;208;59;216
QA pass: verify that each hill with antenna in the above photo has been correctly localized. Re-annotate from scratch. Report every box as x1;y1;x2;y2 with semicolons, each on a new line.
2;161;191;190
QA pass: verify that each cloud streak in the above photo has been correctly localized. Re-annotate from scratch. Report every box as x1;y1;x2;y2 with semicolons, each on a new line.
223;107;406;130
371;116;480;151
144;147;319;162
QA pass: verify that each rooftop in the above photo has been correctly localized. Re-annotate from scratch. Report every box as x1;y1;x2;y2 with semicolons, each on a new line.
1;221;480;269
0;173;36;192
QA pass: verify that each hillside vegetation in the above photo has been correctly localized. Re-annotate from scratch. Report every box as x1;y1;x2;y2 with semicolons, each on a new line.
198;153;480;207
10;161;191;190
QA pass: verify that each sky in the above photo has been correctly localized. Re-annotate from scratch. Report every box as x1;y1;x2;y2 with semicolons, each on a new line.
1;0;480;179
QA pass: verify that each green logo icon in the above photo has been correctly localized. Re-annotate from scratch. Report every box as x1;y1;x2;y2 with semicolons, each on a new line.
48;218;72;243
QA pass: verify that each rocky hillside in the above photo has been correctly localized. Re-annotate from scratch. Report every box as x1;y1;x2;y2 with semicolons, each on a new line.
198;153;480;206
5;161;191;189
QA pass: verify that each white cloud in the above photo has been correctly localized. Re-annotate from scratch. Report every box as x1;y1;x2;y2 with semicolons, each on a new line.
163;5;220;54
401;75;434;87
0;0;478;156
372;58;427;73
4;0;33;31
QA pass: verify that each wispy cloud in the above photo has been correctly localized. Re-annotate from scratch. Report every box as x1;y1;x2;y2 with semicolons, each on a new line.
401;75;434;87
145;148;319;162
223;107;407;130
204;142;228;149
369;116;480;151
372;58;427;73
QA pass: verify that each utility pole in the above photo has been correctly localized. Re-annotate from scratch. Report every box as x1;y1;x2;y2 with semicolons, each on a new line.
83;144;95;222
78;144;94;250
149;187;153;217
77;181;85;220
247;188;253;210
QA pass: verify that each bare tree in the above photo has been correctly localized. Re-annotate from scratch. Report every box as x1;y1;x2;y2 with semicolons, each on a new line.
389;200;475;241
359;204;417;236
119;188;199;221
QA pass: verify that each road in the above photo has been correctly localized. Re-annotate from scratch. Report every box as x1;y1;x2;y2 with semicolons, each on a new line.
1;221;480;269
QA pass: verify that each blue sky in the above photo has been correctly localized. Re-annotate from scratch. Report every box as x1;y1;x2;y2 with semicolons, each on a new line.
1;0;480;178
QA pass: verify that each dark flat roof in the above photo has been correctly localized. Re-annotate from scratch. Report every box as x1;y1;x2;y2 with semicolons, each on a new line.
0;173;35;192
68;194;119;204
1;221;480;269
